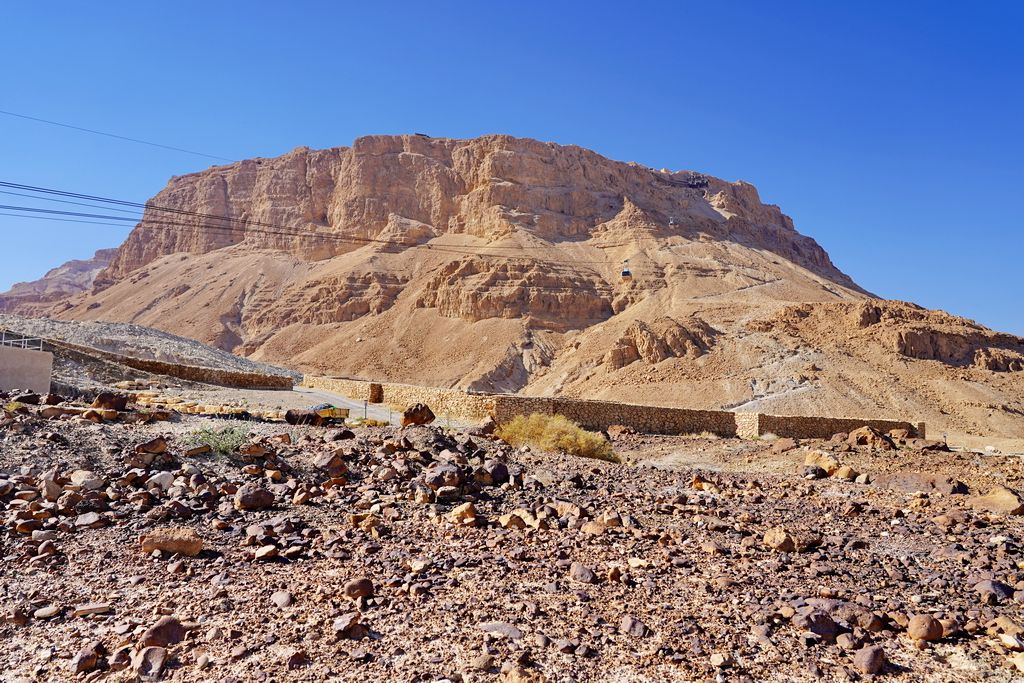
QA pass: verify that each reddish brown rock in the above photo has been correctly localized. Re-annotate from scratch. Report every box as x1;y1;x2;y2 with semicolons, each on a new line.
401;403;435;427
140;527;204;556
968;486;1024;515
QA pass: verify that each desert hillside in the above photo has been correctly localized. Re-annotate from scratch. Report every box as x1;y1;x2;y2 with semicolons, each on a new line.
0;248;115;315
3;134;1022;441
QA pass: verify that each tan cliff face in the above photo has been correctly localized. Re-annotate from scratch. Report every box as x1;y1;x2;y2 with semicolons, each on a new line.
6;134;1021;443
93;135;857;291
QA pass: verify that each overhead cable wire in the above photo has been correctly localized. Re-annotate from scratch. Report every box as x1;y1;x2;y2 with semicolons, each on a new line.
0;109;234;161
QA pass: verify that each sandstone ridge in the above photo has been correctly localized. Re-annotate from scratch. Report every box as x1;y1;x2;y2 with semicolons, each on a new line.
2;134;1021;443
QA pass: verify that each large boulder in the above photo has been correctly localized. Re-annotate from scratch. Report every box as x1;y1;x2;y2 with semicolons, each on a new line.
91;392;129;412
848;426;895;450
968;486;1024;515
803;450;841;476
401;403;435;427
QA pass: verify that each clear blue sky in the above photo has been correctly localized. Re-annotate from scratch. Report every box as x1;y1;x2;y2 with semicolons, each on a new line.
2;1;1021;333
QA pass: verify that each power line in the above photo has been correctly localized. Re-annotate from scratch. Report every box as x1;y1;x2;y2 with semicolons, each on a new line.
0;204;623;273
0;109;234;162
0;181;621;265
0;189;142;214
0;181;613;255
0;210;630;293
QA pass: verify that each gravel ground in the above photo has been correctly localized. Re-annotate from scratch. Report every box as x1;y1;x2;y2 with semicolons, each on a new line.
2;398;1024;682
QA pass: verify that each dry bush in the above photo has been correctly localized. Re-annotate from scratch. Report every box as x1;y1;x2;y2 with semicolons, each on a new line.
349;418;389;428
686;430;721;440
185;426;249;456
497;413;619;463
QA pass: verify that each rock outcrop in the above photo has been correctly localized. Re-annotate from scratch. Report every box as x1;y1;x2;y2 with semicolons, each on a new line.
603;317;716;369
92;135;857;291
415;258;613;330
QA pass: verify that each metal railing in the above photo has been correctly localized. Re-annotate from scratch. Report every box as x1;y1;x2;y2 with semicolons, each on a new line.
0;330;44;351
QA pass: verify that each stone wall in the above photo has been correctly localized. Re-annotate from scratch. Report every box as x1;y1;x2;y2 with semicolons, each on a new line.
304;375;924;439
490;395;739;436
305;377;376;401
304;376;496;422
50;341;293;390
0;346;53;394
756;414;926;440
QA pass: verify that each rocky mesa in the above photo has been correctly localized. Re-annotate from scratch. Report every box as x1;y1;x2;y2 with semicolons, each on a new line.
3;134;1022;444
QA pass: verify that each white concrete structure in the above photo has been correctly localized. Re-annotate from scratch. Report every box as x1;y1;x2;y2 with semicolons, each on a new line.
0;345;53;394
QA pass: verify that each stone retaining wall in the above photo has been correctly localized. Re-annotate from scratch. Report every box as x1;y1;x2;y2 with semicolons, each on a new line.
755;413;926;440
490;395;740;436
51;341;293;390
303;375;924;439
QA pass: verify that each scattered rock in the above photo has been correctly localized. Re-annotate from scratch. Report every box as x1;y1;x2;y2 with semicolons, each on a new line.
848;426;895;450
140;527;204;556
141;616;185;647
874;472;968;495
968;486;1024;515
344;578;375;600
764;526;796;552
70;641;104;673
234;483;274;511
569;562;597;584
479;622;524;640
770;437;798;454
804;450;840;475
619;615;650;637
401;403;435;427
853;644;886;674
271;591;293;608
92;392;129;411
133;646;168;681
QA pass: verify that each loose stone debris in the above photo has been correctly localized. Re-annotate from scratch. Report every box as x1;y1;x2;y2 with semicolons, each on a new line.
1;390;1024;681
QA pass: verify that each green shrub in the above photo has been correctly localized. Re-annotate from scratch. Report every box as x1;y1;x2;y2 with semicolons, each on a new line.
185;425;249;456
496;413;619;463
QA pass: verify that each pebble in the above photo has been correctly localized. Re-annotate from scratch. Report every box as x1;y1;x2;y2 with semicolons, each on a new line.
271;590;293;608
570;562;597;584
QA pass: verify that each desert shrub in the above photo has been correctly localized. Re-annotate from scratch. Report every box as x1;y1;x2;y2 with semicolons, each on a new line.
682;430;721;440
347;418;389;428
185;425;249;456
497;413;619;463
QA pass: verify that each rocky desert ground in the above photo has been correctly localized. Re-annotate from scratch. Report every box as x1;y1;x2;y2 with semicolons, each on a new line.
3;387;1024;682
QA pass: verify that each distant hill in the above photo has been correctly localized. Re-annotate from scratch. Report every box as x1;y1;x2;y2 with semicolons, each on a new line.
0;248;115;314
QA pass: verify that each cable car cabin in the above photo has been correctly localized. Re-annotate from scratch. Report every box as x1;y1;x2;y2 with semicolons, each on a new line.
620;259;633;282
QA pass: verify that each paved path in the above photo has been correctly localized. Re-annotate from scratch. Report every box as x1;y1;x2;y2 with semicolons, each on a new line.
292;386;399;425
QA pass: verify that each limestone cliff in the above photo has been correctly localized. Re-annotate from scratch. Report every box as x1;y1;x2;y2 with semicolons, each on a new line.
94;135;857;291
27;134;1023;442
